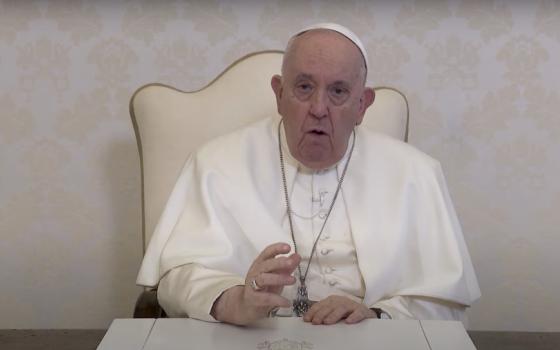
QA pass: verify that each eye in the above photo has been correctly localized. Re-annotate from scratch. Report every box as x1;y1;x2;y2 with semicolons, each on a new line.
333;87;345;95
294;82;314;99
297;83;312;93
328;85;349;104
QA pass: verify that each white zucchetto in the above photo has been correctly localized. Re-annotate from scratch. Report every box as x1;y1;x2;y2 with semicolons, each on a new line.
293;22;369;72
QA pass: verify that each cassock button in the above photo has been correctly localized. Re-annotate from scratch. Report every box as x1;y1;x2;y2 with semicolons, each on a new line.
328;280;339;287
324;267;335;274
318;210;327;219
320;248;333;255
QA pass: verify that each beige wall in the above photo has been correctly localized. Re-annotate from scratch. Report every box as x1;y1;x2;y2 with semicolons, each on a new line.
1;0;559;331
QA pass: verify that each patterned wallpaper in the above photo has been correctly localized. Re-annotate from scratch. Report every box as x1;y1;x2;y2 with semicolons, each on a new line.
0;0;559;331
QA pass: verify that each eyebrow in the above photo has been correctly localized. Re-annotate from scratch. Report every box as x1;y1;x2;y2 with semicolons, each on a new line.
331;80;350;87
294;73;314;81
294;74;350;87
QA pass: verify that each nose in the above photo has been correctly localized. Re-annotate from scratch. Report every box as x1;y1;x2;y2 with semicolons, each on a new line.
309;90;328;119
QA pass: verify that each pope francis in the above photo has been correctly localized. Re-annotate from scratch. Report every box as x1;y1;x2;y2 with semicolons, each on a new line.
136;23;480;326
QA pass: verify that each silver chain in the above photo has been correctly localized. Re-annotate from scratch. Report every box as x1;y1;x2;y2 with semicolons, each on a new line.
277;119;356;286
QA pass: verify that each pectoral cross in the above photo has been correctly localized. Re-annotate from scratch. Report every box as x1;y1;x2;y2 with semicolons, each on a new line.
293;284;310;317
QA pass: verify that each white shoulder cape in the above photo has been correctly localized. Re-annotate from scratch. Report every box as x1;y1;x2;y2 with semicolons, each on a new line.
137;117;481;307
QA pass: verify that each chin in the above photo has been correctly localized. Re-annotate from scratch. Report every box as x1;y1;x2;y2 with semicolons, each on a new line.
298;153;336;170
296;142;343;169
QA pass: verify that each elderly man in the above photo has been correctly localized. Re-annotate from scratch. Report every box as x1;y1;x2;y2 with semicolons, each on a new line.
137;23;480;326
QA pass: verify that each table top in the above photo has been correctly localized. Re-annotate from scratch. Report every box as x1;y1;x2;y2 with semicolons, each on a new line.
96;318;477;350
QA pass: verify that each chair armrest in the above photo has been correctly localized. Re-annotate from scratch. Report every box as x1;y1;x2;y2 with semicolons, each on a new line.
133;289;167;318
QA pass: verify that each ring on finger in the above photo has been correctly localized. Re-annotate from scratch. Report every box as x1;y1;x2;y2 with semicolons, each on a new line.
250;277;263;291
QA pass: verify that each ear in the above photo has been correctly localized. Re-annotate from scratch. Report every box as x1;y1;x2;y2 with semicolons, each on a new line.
271;75;283;114
355;87;375;125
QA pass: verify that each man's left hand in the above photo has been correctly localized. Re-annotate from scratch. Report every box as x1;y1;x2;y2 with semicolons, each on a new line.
303;295;376;325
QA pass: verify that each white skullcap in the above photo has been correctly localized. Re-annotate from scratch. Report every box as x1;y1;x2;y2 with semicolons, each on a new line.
293;22;368;72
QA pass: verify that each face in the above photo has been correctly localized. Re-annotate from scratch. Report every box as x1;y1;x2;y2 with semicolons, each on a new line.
271;30;375;170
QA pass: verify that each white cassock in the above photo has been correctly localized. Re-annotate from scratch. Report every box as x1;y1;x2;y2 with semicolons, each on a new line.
137;116;481;322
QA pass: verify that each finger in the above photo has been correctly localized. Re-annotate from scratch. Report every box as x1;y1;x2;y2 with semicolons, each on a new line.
345;309;367;324
303;295;337;322
303;300;322;322
310;304;335;325
255;272;296;289
286;253;301;273
254;243;292;263
257;254;300;274
324;306;352;325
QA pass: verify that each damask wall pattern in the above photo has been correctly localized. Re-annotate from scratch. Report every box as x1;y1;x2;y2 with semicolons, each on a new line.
0;0;559;331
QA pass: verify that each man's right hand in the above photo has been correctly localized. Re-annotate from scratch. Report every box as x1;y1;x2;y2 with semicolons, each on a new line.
211;243;300;325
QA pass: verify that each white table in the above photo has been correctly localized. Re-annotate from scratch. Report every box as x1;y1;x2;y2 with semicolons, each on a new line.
97;318;476;350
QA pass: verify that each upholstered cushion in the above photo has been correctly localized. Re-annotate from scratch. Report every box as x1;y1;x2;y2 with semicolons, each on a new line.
130;51;409;249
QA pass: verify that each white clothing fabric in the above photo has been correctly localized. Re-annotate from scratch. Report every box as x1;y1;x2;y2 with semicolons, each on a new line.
274;130;365;316
137;116;480;321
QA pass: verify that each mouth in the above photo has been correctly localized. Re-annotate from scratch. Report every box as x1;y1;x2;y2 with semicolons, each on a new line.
307;128;328;136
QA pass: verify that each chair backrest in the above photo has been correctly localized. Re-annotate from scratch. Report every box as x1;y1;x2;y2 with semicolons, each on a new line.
130;51;409;250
